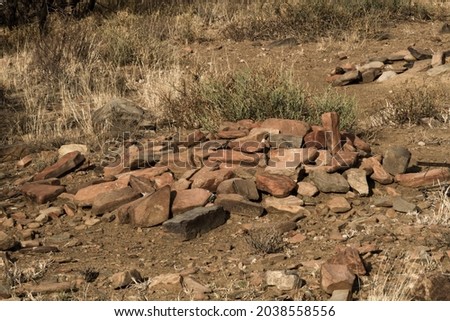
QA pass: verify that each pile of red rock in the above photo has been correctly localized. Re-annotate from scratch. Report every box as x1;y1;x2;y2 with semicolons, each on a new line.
327;46;450;86
18;112;450;242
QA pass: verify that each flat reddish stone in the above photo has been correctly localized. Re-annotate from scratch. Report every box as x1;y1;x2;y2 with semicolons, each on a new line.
34;151;84;181
304;126;326;149
321;263;355;294
268;148;318;166
153;172;174;189
21;183;66;204
73;177;129;206
327;247;367;276
172;188;211;216
190;167;234;192
255;173;296;198
91;187;141;215
395;168;450;188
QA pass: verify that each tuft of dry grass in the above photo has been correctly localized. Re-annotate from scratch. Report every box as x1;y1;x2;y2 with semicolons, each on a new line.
245;227;285;254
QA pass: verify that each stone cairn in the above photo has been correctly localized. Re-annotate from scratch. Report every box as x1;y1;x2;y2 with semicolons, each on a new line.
327;46;450;86
11;112;450;298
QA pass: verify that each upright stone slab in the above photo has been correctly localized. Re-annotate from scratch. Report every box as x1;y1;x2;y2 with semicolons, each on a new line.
163;206;230;240
321;112;341;155
129;186;171;227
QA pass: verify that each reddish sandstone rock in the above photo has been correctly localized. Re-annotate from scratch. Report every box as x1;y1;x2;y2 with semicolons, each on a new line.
73;177;129;207
190;167;234;192
129;186;171;227
255;173;296;198
304;126;326;149
91;187;141;215
17;155;33;168
360;157;393;184
172;188;211;216
327;196;352;213
321;263;356;294
321;112;341;155
326;247;367;276
260;118;311;138
153;172;174;189
331;151;358;170
21;183;66;204
34;151;84;181
215;193;264;217
217;130;249;139
208;149;262;166
395;168;450;188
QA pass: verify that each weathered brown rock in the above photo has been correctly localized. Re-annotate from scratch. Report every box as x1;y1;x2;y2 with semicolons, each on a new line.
361;157;393;184
260;118;311;138
304;127;326;149
395;168;450;188
190;167;234;192
129;175;155;194
361;68;382;83
215;193;264;217
34;151;84;181
91;187;141;215
266;270;301;291
407;46;433;60
327;196;351;213
0;231;18;251
331;151;358;170
383;146;411;175
268;134;303;149
321;112;341;155
21;183;66;204
262;195;305;215
331;70;361;86
297;181;319;197
326;247;367;276
73;177;129;206
172;188;211;216
431;51;445;67
129;186;171;227
163;206;230;240
217;130;249;139
17;155;33;168
153;172;174;189
321;263;356;294
110;269;143;289
255;173;297;197
228;132;267;153
208;149;262;166
344;168;369;196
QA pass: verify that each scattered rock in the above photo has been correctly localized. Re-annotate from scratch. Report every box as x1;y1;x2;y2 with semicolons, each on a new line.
232;179;259;201
359;61;384;73
431;51;445;67
163;206;230;240
191;167;234;192
182;276;212;298
327;196;351;213
148;273;181;289
309;170;350;193
129;186;171;227
268;134;303;149
383;146;411;175
34;151;85;181
255;173;297;197
326;247;367;276
392;197;418;213
73;178;129;206
21;183;66;204
17;155;33;168
110;269;143;289
329;289;352;301
266;270;302;291
321;263;356;294
58;144;88;157
440;22;450;34
262;195;304;215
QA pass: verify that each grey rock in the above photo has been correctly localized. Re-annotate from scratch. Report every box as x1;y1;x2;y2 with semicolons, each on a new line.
268;134;303;149
309;170;350;193
344;168;369;196
92;98;144;135
427;64;450;76
163;206;230;240
393;197;418;213
332;70;361;86
361;68;382;83
383;146;411;175
373;196;393;208
441;22;450;34
266;270;302;291
359;61;384;73
215;194;264;217
232;179;260;201
407;46;433;60
329;289;352;301
376;71;397;82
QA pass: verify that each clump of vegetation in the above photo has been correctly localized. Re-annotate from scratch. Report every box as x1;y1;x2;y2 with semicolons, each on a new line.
371;87;450;127
163;69;357;131
245;227;285;254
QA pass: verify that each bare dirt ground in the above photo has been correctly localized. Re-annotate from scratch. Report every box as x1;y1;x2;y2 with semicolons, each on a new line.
0;20;450;301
